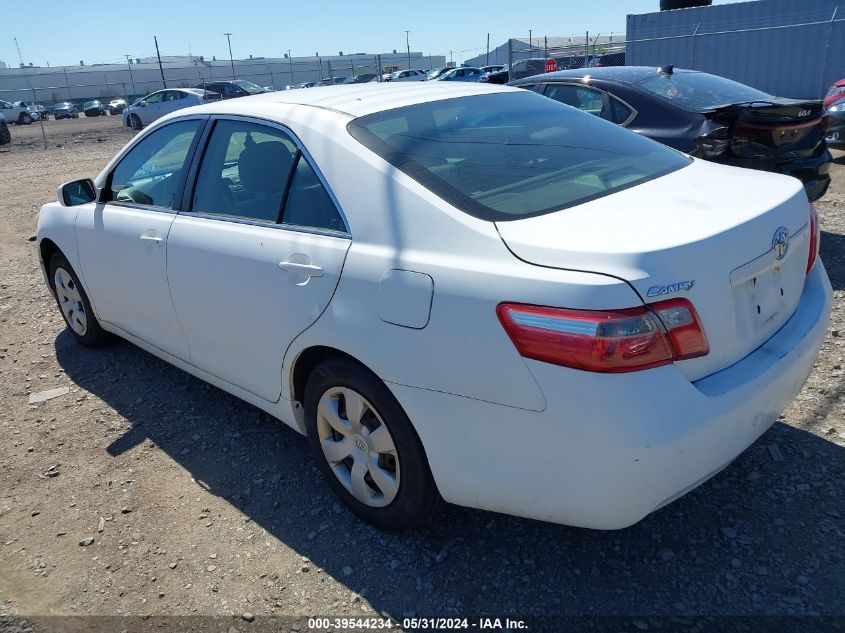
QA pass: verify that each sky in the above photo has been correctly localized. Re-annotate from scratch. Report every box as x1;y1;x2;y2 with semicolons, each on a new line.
3;0;739;68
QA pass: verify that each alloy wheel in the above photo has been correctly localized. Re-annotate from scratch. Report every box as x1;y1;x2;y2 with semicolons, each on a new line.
316;387;400;507
54;267;87;336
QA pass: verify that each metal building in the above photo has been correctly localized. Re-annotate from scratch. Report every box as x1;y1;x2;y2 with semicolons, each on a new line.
627;0;845;99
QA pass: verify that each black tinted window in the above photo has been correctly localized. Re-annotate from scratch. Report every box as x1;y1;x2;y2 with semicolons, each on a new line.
109;120;201;208
192;120;298;222
348;92;689;221
282;157;346;232
637;71;772;112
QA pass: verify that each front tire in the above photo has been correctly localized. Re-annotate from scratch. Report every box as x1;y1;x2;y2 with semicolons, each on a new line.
129;114;143;130
0;123;10;145
20;113;33;125
304;358;441;530
48;252;113;347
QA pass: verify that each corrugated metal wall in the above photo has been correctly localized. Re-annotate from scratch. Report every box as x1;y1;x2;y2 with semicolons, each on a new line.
627;0;845;99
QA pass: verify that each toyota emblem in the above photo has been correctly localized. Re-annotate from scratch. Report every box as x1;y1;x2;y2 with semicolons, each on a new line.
772;227;790;260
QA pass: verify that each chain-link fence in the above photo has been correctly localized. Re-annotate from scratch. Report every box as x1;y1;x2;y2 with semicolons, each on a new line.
0;53;445;109
627;2;844;100
506;36;626;80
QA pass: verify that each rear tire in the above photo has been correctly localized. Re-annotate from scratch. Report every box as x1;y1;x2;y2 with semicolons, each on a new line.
19;113;33;125
304;357;441;530
48;252;114;348
129;114;143;130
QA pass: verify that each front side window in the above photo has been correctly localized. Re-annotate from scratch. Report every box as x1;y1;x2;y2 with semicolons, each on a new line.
637;71;772;112
348;91;689;221
145;92;165;104
108;119;201;208
192;120;298;222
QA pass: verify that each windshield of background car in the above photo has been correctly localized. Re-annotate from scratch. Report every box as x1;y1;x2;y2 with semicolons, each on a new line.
637;71;773;112
347;91;690;221
233;80;264;94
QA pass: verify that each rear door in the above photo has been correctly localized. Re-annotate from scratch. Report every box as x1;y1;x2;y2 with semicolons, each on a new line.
166;117;350;402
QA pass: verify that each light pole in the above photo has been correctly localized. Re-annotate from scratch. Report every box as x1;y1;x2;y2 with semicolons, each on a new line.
224;32;235;79
287;49;294;85
529;29;533;54
124;54;136;100
404;30;411;69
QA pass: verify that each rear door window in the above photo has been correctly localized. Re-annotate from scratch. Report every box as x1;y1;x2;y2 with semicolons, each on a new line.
543;84;604;117
348;91;689;221
191;120;298;223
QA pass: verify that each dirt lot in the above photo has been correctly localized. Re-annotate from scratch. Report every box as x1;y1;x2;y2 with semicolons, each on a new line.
0;116;843;630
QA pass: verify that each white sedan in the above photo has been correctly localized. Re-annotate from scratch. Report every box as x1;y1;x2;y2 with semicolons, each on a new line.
122;88;220;130
38;83;832;530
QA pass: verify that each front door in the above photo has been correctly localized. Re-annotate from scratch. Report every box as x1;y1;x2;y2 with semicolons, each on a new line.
167;117;350;401
75;118;205;359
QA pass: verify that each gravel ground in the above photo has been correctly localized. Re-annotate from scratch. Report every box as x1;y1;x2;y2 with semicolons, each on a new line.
0;116;843;631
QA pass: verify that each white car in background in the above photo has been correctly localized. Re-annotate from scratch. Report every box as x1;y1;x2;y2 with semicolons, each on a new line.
384;69;427;82
37;83;831;531
122;88;220;130
0;99;38;124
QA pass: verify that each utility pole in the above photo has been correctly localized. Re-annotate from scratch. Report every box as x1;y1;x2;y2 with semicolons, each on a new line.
529;29;532;54
486;33;490;65
287;50;294;84
224;32;235;79
63;68;71;101
124;55;136;100
14;37;24;67
449;50;453;65
405;30;411;70
154;36;167;88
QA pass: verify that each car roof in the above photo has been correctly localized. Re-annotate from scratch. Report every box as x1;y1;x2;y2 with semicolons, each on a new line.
518;66;701;84
181;82;515;119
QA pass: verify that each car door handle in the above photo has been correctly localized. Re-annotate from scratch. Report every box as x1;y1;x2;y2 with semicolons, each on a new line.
278;261;323;277
139;235;163;246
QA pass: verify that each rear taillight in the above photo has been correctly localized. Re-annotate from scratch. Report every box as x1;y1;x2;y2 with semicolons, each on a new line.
497;299;708;373
807;203;820;273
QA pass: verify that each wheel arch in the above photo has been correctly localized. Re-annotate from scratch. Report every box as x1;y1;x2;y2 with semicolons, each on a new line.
289;345;368;406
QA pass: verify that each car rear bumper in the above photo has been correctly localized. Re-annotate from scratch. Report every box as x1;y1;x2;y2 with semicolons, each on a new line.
388;263;832;529
715;149;832;201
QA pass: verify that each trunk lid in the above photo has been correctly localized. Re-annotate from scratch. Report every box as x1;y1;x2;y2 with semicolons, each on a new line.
705;99;826;161
496;159;812;382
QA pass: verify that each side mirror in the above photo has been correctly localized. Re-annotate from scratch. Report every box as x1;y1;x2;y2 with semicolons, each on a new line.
58;179;97;206
139;101;147;107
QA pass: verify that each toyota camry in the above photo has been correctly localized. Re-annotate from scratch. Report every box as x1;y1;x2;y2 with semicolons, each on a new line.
37;83;832;530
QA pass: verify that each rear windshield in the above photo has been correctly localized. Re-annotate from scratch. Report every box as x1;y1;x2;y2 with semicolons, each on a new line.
347;92;689;221
638;71;773;112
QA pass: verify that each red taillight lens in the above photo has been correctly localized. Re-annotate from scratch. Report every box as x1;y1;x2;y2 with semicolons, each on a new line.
497;299;708;373
807;203;820;273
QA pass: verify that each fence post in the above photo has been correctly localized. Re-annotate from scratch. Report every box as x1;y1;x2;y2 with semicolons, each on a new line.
544;36;548;60
508;39;513;72
690;22;701;68
819;6;839;98
266;64;275;89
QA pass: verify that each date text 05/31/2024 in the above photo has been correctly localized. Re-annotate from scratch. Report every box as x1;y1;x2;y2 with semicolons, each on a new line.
307;617;529;630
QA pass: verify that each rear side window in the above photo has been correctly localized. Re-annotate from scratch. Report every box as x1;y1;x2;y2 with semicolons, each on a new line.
637;71;772;112
191;120;298;223
347;92;689;221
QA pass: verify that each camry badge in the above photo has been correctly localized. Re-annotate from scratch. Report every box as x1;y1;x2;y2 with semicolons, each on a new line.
772;226;790;260
647;280;696;298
